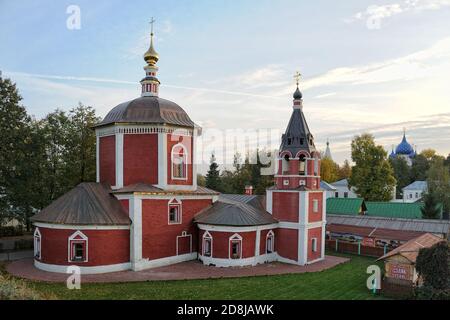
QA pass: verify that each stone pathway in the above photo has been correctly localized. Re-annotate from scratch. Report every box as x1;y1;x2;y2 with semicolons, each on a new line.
7;255;349;283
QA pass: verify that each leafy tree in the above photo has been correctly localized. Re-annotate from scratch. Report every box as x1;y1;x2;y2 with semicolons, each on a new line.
205;153;221;191
197;174;206;187
338;159;352;180
421;192;441;219
389;157;411;198
411;154;430;181
321;157;339;183
65;104;99;185
0;75;37;228
427;158;450;218
420;148;438;161
348;133;396;201
416;241;450;299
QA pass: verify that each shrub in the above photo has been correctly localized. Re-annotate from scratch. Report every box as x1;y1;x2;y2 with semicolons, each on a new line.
0;274;43;300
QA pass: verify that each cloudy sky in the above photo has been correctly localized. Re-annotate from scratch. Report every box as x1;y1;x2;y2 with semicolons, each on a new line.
1;0;450;168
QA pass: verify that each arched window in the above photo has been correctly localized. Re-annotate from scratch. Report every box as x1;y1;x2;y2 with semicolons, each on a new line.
298;154;306;175
229;234;242;259
282;154;290;174
34;228;41;260
202;231;213;257
68;231;88;263
171;144;187;179
266;230;275;254
168;198;182;224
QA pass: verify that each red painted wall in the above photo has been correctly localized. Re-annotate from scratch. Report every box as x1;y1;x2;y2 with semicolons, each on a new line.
166;134;193;186
307;227;323;262
141;198;212;260
99;135;116;186
37;227;130;266
199;230;256;259
259;229;276;255
120;199;129;216
308;192;323;222
276;228;298;262
272;192;299;222
123;134;158;185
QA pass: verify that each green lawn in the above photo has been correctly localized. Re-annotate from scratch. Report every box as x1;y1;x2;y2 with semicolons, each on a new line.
24;254;385;300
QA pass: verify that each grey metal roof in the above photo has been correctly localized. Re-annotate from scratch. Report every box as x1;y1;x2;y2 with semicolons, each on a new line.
219;194;266;211
279;108;316;156
113;183;219;195
331;179;349;187
95;96;196;128
320;181;337;191
31;183;130;226
402;180;428;191
327;214;450;235
194;197;277;226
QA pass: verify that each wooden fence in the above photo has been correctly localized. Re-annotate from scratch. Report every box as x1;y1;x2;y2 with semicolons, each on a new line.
326;239;390;258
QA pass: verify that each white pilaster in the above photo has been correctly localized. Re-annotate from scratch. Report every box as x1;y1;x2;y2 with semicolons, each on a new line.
192;130;198;189
115;132;124;188
298;191;309;265
255;229;261;257
96;135;100;182
266;190;273;214
129;195;142;270
157;132;167;189
321;191;327;259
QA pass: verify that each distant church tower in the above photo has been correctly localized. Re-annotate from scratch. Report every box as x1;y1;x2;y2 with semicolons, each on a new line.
324;139;332;160
265;72;326;265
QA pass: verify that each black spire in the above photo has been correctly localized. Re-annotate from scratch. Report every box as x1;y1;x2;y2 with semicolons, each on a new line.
280;85;315;156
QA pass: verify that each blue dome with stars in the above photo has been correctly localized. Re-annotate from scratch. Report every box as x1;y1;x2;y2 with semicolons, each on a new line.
395;133;414;156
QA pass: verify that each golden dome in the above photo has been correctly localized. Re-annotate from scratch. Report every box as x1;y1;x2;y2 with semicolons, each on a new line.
144;33;159;66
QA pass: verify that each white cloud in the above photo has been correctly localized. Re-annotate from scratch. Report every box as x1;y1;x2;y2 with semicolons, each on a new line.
348;0;450;29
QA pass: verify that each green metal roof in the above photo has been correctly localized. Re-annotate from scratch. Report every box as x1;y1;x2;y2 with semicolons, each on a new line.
326;198;443;219
365;202;442;219
326;198;366;215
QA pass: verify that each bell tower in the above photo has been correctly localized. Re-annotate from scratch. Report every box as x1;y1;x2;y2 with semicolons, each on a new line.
266;72;326;265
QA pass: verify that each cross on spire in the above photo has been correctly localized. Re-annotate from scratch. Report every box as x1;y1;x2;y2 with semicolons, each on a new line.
294;71;302;87
149;17;156;35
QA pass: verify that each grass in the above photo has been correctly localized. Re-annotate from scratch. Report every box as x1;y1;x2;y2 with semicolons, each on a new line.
0;262;54;300
19;253;385;300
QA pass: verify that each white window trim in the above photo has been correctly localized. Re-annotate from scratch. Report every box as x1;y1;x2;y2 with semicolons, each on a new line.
176;231;192;256
202;231;213;257
228;233;243;259
171;143;188;181
68;230;89;263
34;228;41;260
168;198;182;225
266;230;275;254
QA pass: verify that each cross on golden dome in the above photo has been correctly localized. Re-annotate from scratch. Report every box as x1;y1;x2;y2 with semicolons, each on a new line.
144;17;159;66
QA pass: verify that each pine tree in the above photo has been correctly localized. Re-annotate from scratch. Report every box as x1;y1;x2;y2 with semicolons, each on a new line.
205;153;221;191
421;191;441;219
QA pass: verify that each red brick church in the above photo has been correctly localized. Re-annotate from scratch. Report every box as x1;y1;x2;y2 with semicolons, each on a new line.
31;28;326;274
